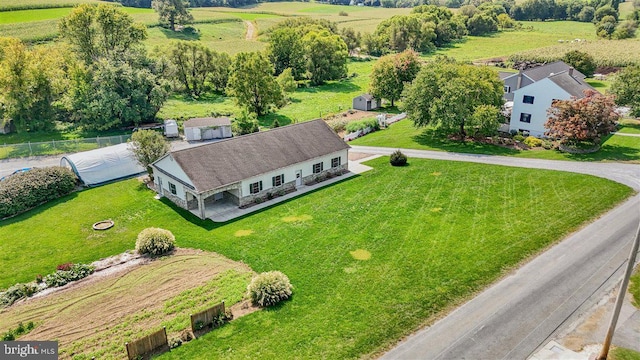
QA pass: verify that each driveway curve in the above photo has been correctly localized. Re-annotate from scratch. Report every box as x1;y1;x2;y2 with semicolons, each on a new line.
350;146;640;360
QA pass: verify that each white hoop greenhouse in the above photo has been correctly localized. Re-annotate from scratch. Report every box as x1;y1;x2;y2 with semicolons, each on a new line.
60;143;145;186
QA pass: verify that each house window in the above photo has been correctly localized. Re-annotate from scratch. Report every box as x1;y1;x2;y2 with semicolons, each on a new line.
523;95;534;104
503;85;511;93
313;162;324;174
331;157;341;168
272;174;284;187
169;182;177;195
249;181;263;194
519;113;532;123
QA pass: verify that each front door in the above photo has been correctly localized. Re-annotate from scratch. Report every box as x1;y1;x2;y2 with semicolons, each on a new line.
295;170;302;186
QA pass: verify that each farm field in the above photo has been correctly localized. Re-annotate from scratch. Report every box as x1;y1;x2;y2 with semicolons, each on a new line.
0;250;252;359
350;120;640;163
511;38;640;67
0;158;632;358
0;0;98;11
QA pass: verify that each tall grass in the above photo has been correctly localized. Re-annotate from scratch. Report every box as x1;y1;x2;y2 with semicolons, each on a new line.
510;39;640;67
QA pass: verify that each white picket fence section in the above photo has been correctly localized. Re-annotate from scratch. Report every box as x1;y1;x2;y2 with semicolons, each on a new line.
344;126;374;141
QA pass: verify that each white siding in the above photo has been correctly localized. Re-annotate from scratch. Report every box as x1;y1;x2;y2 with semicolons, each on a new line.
509;78;570;137
153;154;195;201
239;149;348;196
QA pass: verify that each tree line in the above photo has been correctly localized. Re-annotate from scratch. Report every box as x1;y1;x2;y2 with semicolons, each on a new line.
0;5;349;133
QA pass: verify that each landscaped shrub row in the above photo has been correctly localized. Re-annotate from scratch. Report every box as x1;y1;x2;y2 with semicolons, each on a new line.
345;118;379;134
43;264;95;288
0;166;77;219
0;263;94;308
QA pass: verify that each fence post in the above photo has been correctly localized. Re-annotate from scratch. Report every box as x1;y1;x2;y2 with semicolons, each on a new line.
28;141;32;156
52;139;55;150
125;342;130;360
120;135;124;144
97;136;100;147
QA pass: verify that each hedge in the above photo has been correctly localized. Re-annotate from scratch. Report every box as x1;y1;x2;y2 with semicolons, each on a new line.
0;167;77;219
345;118;380;133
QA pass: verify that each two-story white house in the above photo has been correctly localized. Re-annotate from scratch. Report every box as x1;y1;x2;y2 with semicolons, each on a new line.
151;119;350;220
509;69;595;137
501;61;586;101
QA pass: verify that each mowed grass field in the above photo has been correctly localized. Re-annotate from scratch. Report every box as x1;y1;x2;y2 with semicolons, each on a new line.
0;157;632;358
351;120;640;163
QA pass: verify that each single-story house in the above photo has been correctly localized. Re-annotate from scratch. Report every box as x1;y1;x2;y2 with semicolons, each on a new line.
352;94;379;111
183;117;232;141
509;69;595;137
151;119;350;219
501;61;586;101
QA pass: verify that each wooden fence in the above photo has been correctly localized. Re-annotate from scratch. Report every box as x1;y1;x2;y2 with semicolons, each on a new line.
190;301;225;337
125;327;169;360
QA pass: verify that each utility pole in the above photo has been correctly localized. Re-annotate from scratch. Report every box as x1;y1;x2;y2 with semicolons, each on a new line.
596;218;640;360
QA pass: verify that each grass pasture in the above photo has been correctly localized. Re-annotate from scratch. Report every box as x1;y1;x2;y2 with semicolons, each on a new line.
0;250;252;359
0;0;98;11
350;120;640;163
0;157;632;358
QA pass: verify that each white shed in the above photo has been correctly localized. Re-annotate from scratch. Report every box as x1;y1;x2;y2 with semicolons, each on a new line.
164;119;179;138
184;117;232;141
60;143;145;186
352;94;379;111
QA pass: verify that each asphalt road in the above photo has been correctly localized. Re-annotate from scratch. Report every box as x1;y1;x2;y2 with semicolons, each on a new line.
350;146;640;360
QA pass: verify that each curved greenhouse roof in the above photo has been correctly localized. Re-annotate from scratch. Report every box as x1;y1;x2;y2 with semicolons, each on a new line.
60;143;145;186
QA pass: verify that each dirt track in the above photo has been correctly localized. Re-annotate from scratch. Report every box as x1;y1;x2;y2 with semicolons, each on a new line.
0;249;254;359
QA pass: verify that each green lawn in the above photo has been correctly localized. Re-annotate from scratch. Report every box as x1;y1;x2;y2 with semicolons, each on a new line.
611;347;640;360
351;120;640;163
617;119;640;134
0;157;632;358
631;267;640;308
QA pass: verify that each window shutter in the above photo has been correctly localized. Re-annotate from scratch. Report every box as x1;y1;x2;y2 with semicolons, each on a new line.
259;181;263;191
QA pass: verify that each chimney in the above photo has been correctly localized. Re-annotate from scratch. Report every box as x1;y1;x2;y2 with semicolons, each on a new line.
569;67;574;77
516;70;523;90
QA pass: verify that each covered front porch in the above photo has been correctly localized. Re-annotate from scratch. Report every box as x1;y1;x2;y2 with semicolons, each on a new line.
186;183;240;220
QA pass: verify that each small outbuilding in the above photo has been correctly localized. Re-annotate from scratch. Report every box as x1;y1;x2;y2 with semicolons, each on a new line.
60;143;145;186
352;94;379;111
183;117;232;141
164;119;179;138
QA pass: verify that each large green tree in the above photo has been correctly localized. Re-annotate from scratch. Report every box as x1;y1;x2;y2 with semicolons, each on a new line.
369;50;421;107
66;58;170;130
610;65;640;116
167;41;230;97
402;61;503;138
302;29;348;86
562;50;596;77
151;0;193;31
129;129;171;177
226;52;283;116
266;27;306;80
0;38;69;132
59;4;146;65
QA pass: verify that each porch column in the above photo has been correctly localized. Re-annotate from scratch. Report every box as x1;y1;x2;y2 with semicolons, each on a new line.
198;194;205;219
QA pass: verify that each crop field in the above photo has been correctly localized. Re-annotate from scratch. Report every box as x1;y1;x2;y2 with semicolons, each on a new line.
0;159;631;358
511;38;640;67
0;0;98;11
0;249;252;359
437;21;596;62
351;120;640;162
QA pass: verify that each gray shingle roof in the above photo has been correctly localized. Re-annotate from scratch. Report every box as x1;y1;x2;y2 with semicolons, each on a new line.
523;61;586;82
547;71;595;98
160;119;350;193
357;94;375;101
499;71;516;80
183;117;231;128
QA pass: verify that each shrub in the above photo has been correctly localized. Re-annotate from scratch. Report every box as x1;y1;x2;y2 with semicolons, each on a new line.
345;118;379;133
56;262;74;271
339;11;348;16
247;271;293;307
43;264;95;288
0;167;77;218
542;140;553;149
135;228;175;256
513;134;525;142
390;150;408;166
169;338;182;349
524;136;543;147
0;283;39;308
